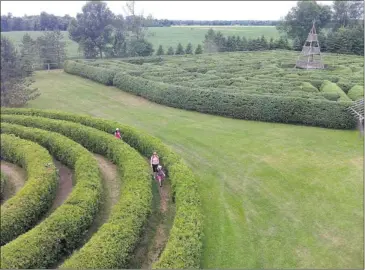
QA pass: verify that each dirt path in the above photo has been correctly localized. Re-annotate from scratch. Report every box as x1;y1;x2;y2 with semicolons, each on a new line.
129;173;176;269
50;159;74;211
0;161;26;203
53;154;121;269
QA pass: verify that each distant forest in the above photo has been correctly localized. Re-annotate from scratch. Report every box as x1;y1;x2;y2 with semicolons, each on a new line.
1;12;279;32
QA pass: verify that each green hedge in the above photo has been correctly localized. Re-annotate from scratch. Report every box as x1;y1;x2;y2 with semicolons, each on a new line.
0;134;57;246
1;108;204;268
0;171;6;200
64;60;116;85
62;60;357;129
320;80;352;102
0;123;102;269
347;85;364;101
0;114;152;269
300;82;318;93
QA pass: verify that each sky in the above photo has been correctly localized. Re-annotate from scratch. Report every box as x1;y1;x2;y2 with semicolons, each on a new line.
1;1;332;21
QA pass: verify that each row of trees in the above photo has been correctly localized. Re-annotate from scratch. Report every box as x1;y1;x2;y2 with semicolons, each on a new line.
1;12;73;32
156;43;203;56
278;0;363;55
147;19;279;27
1;31;66;107
1;36;40;107
203;29;291;53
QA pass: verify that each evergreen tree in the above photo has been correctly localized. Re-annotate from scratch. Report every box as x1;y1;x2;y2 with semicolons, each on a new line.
175;43;185;55
156;45;164;55
20;33;38;76
167;46;174;55
185;42;193;54
195;44;203;54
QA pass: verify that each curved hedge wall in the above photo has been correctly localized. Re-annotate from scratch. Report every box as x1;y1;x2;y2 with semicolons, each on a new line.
1;108;203;269
320;80;352;102
64;60;356;129
0;113;152;268
0;134;58;246
0;123;102;269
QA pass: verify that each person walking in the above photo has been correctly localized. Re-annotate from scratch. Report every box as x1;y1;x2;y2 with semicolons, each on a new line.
150;151;160;178
114;128;121;139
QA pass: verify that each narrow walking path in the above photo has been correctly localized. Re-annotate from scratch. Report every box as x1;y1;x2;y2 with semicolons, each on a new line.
0;161;26;203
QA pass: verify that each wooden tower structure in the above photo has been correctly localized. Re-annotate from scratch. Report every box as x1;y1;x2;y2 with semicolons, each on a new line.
295;20;324;69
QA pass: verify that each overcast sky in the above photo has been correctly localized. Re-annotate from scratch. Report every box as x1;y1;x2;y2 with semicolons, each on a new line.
1;1;332;21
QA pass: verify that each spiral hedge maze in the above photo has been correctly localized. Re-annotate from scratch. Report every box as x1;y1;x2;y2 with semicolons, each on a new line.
64;51;363;130
0;108;203;269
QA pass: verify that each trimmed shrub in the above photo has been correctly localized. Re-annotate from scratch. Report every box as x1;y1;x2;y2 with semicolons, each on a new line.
322;92;340;101
0;134;57;246
0;123;102;269
337;79;354;93
1;108;204;269
64;60;116;85
0;114;152;269
320;80;352;102
347;85;364;101
0;171;6;200
300;82;318;93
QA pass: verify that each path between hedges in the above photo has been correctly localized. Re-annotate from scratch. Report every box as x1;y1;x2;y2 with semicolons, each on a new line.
130;167;175;269
50;159;73;211
0;161;26;203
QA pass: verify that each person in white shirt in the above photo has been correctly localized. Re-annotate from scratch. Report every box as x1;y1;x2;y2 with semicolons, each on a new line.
150;151;160;178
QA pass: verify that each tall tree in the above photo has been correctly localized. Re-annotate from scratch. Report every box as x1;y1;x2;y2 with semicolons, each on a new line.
124;1;145;40
1;36;39;107
332;0;364;29
36;31;66;69
19;33;38;76
277;1;332;45
68;1;116;58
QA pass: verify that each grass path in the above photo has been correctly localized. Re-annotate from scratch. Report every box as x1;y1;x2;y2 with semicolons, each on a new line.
27;70;364;268
0;161;26;203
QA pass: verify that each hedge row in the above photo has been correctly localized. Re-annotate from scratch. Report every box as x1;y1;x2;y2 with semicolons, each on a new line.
0;114;152;269
0;171;6;200
64;60;357;129
1;108;204;269
0;123;102;269
63;60;116;85
347;85;364;101
0;134;58;246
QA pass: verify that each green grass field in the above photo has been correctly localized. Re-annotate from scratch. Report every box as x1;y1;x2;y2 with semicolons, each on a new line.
26;70;363;268
1;26;280;58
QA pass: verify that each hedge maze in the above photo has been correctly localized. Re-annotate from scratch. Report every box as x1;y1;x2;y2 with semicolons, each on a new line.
0;108;202;269
64;51;363;129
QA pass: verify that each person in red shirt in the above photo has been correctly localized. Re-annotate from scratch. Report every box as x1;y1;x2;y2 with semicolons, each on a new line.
114;128;121;139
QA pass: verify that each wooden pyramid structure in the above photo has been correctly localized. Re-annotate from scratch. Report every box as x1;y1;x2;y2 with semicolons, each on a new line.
295;20;324;69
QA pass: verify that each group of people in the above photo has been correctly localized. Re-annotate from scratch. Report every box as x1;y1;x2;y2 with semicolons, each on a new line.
114;128;165;187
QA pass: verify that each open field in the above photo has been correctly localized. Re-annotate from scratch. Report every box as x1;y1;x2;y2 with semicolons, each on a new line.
65;51;364;129
1;26;280;58
7;69;362;268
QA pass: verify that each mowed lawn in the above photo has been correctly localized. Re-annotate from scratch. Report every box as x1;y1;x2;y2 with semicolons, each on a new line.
26;70;363;268
1;26;280;58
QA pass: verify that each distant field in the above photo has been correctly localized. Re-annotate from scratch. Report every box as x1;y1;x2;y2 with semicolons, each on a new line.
1;26;280;58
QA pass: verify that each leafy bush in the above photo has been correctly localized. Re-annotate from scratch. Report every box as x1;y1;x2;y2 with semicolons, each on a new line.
0;134;58;246
300;82;318;93
1;108;204;268
0;123;102;269
347;85;364;101
0;114;152;269
0;171;6;200
322;92;340;101
337;79;354;93
320;80;352;102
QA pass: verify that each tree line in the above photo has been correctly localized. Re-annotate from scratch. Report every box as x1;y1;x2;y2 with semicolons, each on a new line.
1;12;73;31
278;0;363;55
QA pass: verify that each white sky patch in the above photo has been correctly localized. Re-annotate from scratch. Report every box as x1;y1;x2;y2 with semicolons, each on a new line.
1;1;332;20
